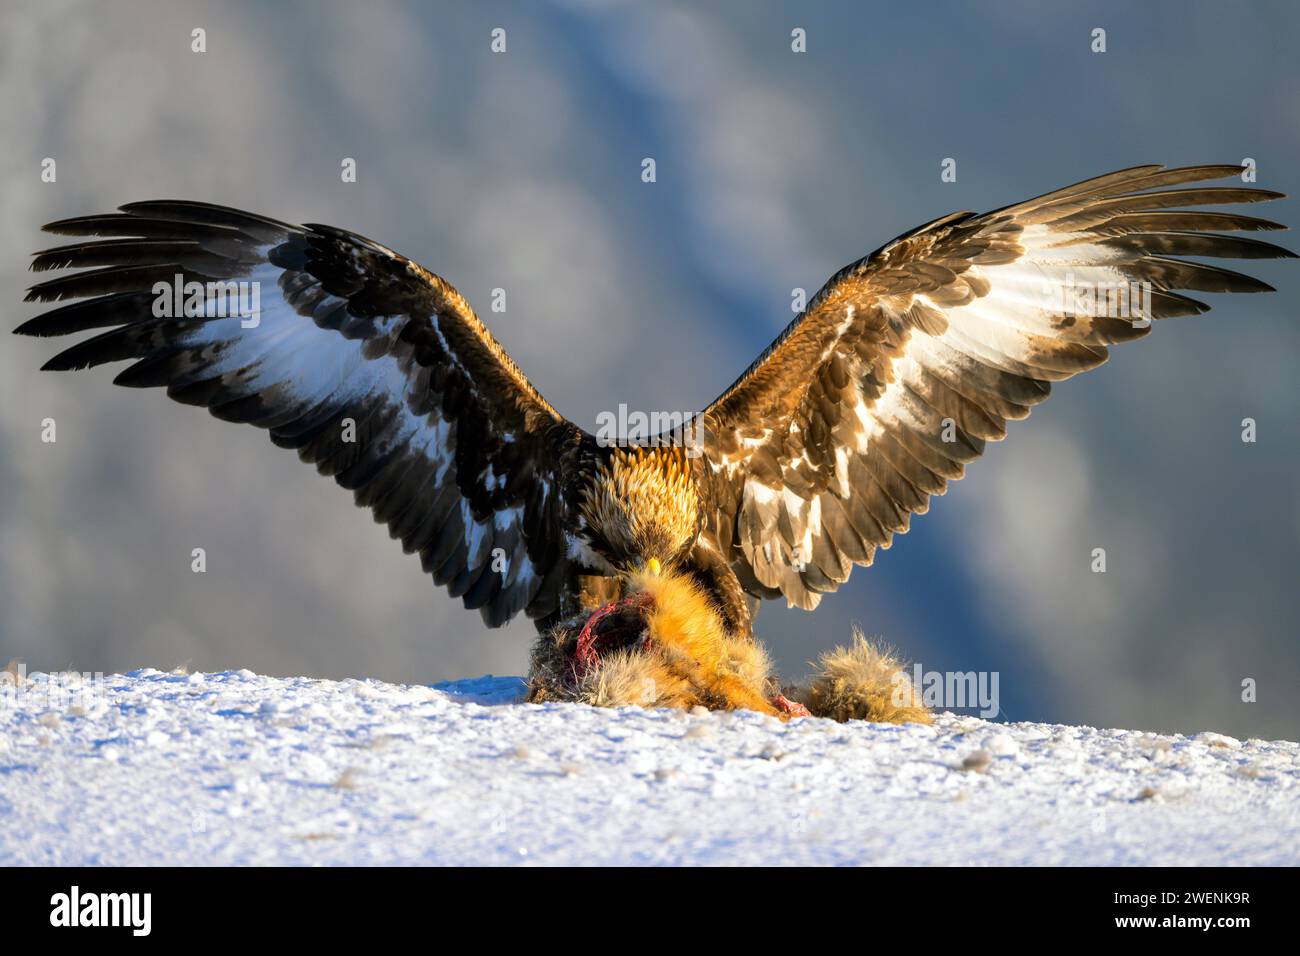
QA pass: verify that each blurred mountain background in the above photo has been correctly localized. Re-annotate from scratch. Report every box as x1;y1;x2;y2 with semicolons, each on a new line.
2;0;1296;737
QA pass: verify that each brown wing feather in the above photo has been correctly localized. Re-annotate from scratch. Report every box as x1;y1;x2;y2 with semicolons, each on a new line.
700;165;1292;609
18;201;579;626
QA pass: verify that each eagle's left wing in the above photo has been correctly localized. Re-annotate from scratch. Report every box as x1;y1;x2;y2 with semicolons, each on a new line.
698;165;1292;610
18;202;579;627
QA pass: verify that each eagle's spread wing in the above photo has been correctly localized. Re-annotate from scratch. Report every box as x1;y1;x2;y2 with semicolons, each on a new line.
699;165;1292;609
19;201;577;626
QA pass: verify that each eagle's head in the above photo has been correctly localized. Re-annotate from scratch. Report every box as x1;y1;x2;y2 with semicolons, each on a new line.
579;445;700;575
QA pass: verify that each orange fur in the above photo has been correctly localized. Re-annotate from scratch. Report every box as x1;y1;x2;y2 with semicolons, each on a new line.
627;570;781;717
525;569;931;724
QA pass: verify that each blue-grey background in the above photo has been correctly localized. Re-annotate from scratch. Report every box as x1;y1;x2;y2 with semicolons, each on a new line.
2;0;1296;738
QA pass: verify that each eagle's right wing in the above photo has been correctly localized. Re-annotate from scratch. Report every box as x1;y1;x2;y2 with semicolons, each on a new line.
18;201;579;626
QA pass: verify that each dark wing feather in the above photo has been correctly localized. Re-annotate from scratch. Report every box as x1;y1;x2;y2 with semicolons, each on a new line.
18;201;580;626
699;165;1292;609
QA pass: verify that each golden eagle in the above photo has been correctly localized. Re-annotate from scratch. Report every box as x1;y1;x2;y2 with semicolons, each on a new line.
19;165;1292;648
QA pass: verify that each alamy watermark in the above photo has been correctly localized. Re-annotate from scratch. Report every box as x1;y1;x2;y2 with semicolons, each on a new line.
895;664;1000;718
0;662;108;715
1044;274;1153;327
50;886;151;936
152;273;261;328
594;403;704;458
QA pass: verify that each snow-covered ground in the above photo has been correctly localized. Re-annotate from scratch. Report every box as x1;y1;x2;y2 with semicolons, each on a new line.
1;668;1297;866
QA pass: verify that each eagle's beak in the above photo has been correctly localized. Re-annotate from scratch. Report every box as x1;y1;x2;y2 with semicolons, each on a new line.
645;557;662;576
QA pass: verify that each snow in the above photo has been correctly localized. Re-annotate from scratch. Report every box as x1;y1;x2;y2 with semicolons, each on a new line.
1;669;1297;866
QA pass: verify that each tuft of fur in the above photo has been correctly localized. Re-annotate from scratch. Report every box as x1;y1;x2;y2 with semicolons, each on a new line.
788;630;932;724
2;659;27;687
577;650;689;709
525;574;930;724
525;623;577;704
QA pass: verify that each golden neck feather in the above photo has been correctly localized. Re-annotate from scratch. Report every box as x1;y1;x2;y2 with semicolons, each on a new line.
579;446;699;567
